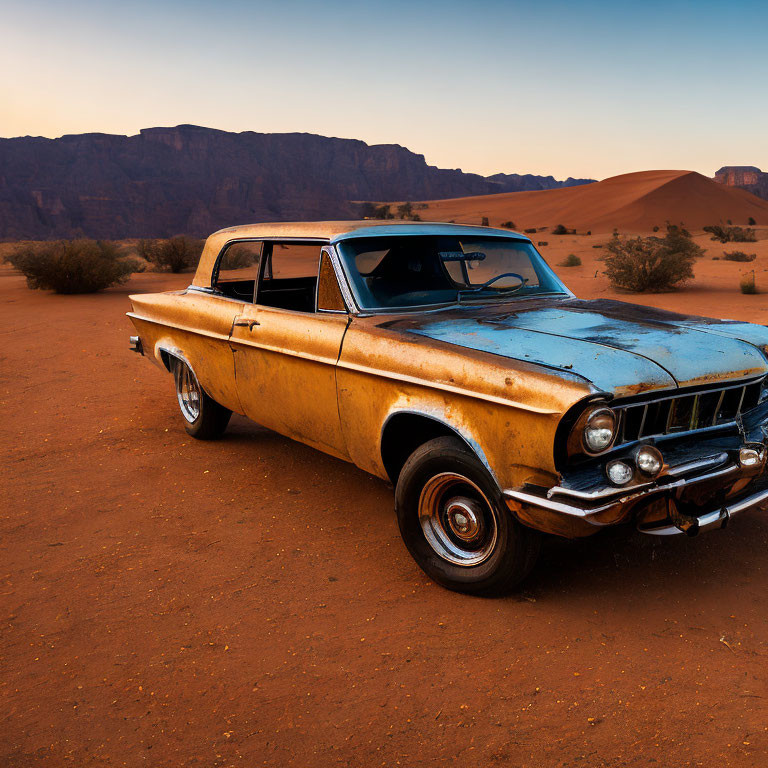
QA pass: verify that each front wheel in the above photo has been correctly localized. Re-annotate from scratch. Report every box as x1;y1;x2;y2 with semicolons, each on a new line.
395;436;540;596
173;358;231;440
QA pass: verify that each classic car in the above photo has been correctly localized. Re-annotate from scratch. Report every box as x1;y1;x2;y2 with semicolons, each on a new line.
128;221;768;595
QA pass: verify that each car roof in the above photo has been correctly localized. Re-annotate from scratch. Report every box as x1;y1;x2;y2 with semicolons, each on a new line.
192;220;530;286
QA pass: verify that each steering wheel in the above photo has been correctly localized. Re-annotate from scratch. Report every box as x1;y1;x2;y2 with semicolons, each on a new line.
470;272;528;293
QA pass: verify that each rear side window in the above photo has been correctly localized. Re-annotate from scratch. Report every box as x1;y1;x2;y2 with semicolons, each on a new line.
213;241;263;301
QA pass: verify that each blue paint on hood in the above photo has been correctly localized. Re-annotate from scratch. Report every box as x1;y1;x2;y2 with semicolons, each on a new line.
386;299;768;396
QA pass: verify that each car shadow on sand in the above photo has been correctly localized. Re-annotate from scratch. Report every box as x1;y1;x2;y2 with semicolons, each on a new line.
213;416;768;602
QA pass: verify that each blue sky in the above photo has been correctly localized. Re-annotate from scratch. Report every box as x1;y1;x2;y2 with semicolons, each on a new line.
2;0;766;179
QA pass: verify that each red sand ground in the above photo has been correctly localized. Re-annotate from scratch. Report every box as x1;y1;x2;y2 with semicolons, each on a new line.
415;170;768;233
2;232;768;766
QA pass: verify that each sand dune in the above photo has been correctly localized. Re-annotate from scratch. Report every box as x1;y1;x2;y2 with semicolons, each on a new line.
414;170;768;232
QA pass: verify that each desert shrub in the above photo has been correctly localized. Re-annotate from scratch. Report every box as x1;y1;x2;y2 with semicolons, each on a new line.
652;226;660;232
394;202;421;221
723;251;756;262
552;224;568;235
481;216;490;227
703;225;757;243
592;244;603;249
586;230;591;236
524;228;537;234
136;235;204;272
360;203;394;220
603;225;702;292
748;216;756;226
499;220;516;229
220;246;256;270
741;272;758;294
6;239;142;294
397;202;413;219
559;254;582;267
537;241;548;246
139;237;204;272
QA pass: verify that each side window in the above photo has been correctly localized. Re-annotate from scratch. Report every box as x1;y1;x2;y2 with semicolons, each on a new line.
213;241;263;301
317;251;347;312
256;242;323;313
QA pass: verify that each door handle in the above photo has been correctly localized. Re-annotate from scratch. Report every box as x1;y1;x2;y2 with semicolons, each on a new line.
233;319;260;330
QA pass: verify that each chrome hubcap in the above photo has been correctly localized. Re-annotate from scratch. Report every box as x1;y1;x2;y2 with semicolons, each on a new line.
446;498;484;542
418;473;498;567
175;362;201;423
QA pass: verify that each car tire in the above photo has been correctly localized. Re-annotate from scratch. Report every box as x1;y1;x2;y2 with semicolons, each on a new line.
173;358;231;440
395;436;540;596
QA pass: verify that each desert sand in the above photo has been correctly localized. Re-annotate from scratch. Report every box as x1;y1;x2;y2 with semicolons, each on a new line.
2;217;768;765
414;170;768;233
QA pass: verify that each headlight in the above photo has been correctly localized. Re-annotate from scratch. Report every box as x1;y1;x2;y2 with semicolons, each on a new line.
583;408;617;454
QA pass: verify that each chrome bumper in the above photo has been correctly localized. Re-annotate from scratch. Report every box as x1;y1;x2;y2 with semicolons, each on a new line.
129;335;143;355
505;454;768;536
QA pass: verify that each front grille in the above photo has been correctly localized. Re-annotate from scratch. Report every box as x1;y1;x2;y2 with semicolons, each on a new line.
616;377;765;445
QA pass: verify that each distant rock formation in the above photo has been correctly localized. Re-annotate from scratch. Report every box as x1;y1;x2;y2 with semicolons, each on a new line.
0;125;595;240
714;166;768;201
487;172;595;192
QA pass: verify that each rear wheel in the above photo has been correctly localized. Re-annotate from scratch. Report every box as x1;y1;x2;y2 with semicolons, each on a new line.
395;436;540;595
173;359;231;440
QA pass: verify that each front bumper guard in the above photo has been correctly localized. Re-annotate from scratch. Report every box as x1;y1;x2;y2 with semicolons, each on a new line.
637;486;768;536
505;459;768;537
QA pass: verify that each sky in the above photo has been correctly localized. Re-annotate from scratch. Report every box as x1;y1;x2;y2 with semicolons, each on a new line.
2;0;767;180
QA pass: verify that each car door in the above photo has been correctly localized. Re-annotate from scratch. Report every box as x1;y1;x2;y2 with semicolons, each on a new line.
229;242;351;459
158;240;264;413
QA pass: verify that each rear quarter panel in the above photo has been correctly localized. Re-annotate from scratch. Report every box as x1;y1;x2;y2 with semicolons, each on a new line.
128;290;243;414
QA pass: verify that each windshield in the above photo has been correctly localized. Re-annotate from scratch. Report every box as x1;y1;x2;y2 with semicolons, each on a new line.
336;235;569;310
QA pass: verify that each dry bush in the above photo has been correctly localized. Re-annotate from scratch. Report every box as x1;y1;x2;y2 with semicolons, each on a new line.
481;217;489;227
523;228;537;234
559;254;582;267
138;237;204;273
552;224;569;235
723;251;756;262
359;203;395;220
603;225;702;292
220;247;256;270
748;216;756;226
395;202;421;221
6;240;142;294
741;272;758;294
703;225;757;243
499;220;516;229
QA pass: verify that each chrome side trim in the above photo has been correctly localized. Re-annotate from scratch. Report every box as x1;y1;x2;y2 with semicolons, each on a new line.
129;312;559;414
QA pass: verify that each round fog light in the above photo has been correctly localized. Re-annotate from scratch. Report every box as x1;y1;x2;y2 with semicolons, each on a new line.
606;460;634;486
636;445;663;477
739;447;761;468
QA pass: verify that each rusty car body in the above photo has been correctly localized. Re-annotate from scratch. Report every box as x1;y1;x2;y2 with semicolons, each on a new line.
128;221;768;594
